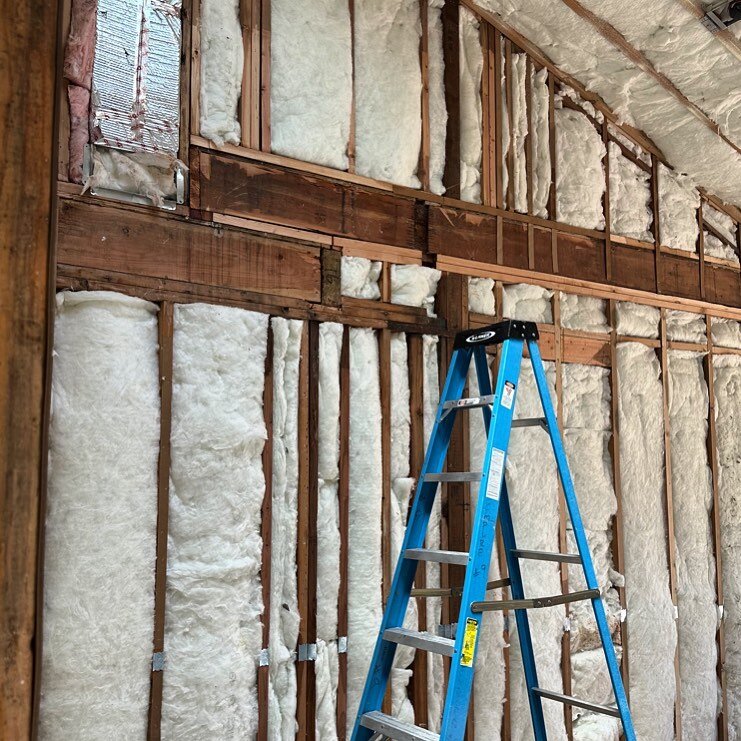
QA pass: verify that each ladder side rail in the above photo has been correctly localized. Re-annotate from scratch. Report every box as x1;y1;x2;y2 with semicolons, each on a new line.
472;344;494;431
352;347;473;741
439;338;525;741
526;339;636;741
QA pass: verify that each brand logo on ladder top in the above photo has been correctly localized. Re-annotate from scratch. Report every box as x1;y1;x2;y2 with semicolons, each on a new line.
466;330;496;343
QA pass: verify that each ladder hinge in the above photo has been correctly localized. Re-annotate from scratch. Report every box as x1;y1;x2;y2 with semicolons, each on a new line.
338;636;348;654
152;651;166;671
297;643;317;662
259;648;270;667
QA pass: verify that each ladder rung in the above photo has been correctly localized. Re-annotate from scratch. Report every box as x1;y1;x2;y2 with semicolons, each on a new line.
360;711;440;741
471;588;600;613
383;627;455;657
411;577;511;598
425;472;482;483
405;548;469;566
442;395;495;411
511;417;548;429
532;688;621;718
512;549;581;564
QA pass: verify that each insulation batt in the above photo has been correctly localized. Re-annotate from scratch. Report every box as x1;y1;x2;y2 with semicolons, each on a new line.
341;256;382;300
616;341;676;740
474;0;741;206
713;355;741;738
712;317;741;350
468;277;496;316
468;357;506;739
608;142;653;243
353;0;421;187
389;334;418;723
315;323;344;740
531;67;551;219
511;54;529;214
39;291;159;740
390;264;442;317
346;328;383;733
427;0;447;195
199;0;243;145
571;647;622;739
268;318;303;740
704;204;739;263
507;362;566;740
665;309;706;343
423;335;444;731
459;7;483;203
502;283;553;323
555;107;606;231
609;124;651;166
658;163;700;252
162;303;267;739
668;351;718;738
614;301;660;339
559;294;609;334
270;0;352;170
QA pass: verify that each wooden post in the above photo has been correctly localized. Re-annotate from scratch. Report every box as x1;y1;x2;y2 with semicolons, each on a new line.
493;29;504;210
442;0;461;199
548;72;557;222
190;0;201;137
179;0;194;158
240;0;261;149
147;303;174;741
705;322;729;741
602;120;612;282
481;23;492;207
419;0;431;192
504;39;514;211
2;0;60;734
698;201;706;301
652;157;662;294
525;56;534;268
347;0;356;173
260;0;271;151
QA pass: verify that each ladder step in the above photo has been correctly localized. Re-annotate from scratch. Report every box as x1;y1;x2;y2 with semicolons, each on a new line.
532;688;621;718
411;577;511;599
471;588;600;613
383;627;455;657
360;711;440;741
512;548;581;564
425;472;482;483
405;548;469;566
511;417;548;429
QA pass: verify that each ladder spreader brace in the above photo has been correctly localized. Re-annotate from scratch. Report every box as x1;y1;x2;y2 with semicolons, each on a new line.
351;320;635;741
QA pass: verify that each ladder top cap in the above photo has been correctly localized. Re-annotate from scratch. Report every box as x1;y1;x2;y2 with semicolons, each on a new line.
453;320;539;349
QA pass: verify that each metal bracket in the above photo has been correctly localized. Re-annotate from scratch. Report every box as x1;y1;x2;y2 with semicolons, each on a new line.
152;651;166;671
338;636;348;654
297;643;317;662
259;648;270;667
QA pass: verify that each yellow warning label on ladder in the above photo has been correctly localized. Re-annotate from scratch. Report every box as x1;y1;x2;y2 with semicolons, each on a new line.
460;618;479;667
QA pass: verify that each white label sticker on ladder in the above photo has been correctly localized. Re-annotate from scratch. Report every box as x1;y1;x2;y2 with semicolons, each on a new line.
486;449;506;500
501;381;516;409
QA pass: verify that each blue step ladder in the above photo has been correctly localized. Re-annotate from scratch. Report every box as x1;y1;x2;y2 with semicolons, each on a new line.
351;320;635;741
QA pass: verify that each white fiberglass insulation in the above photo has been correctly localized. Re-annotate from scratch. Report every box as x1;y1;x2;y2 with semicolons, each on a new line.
667;351;718;738
474;0;741;206
666;309;706;343
428;0;446;195
316;323;344;740
704;204;739;263
713;355;741;737
507;361;566;739
389;333;418;723
560;294;609;333
659;164;700;252
268;318;303;740
468;358;506;739
353;0;421;187
162;303;267;739
341;256;381;300
468;277;496;315
571;648;621;740
391;264;442;316
346;328;383;733
554;107;606;230
460;7;483;204
199;0;243;145
40;292;159;739
531;67;551;219
270;0;352;170
502;283;553;323
711;317;741;349
608;142;653;243
614;301;660;338
511;54;528;214
616;341;676;741
423;335;444;731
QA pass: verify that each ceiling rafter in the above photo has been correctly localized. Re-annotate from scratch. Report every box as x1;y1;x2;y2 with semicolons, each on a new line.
674;0;741;63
